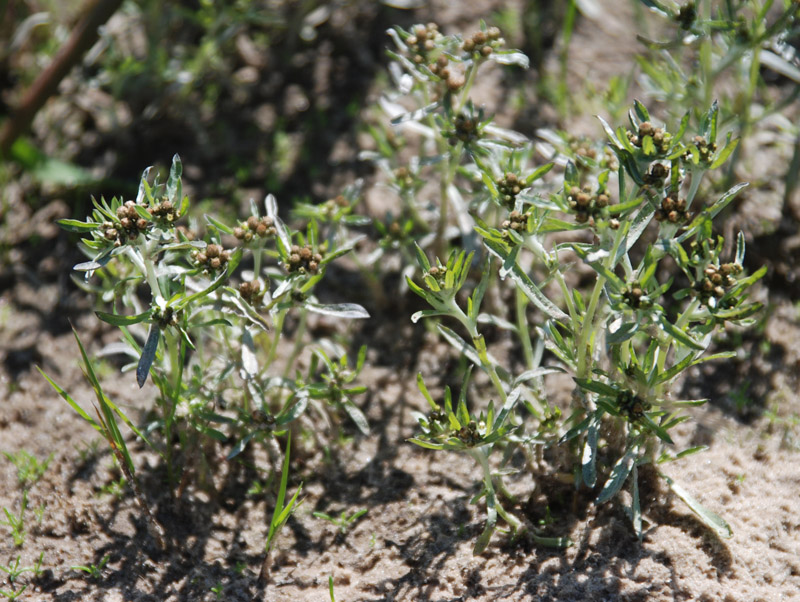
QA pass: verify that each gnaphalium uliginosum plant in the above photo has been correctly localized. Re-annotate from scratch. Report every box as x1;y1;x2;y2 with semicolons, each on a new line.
50;155;370;499
404;80;764;549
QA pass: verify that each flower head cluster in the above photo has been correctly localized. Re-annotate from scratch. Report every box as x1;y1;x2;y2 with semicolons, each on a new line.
234;215;277;243
501;210;529;236
695;262;742;304
627;121;672;155
496;172;523;208
462;27;503;57
149;199;180;224
617;390;651;421
284;244;323;275
566;185;613;225
655;196;691;224
686;135;717;164
239;279;264;306
193;243;231;271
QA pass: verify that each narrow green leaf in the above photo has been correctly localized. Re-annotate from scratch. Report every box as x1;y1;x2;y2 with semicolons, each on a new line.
342;400;369;435
582;418;598;488
660;473;732;539
735;231;746;266
227;432;258;460
631;463;642;538
95;309;153;327
58;219;101;233
596;447;637;504
709;135;739;169
166;154;182;206
136;325;160;388
642;414;674;444
417;373;438;410
306;303;370;319
276;393;309;425
37;367;101;431
574;377;618;397
407;438;446;451
204;215;234;235
413;242;431;271
596;115;621;147
658;314;705;350
633;99;650;122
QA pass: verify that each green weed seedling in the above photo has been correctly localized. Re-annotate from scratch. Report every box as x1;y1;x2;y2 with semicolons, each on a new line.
258;434;302;587
0;553;44;599
1;491;28;548
374;21;766;552
313;507;368;536
70;554;110;580
0;585;26;601
2;451;53;488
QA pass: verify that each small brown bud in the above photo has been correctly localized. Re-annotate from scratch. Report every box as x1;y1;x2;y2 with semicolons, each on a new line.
447;74;465;91
247;216;259;230
234;227;246;239
210;257;221;270
481;46;493;56
206;244;221;258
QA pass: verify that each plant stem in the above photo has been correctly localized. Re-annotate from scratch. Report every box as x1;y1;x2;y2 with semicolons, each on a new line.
516;288;535;370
